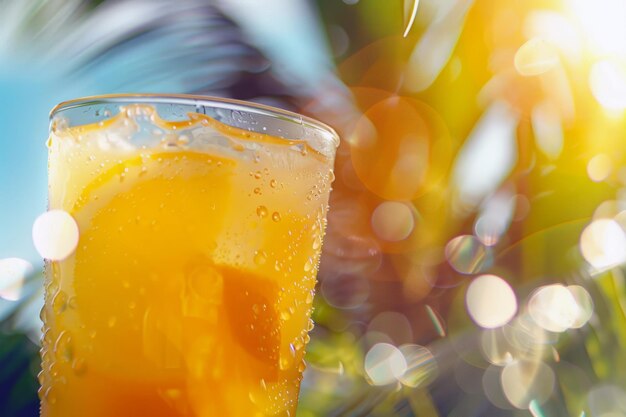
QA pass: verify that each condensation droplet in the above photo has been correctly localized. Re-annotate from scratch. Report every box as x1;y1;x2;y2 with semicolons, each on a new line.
272;212;281;222
256;206;268;218
254;250;268;265
52;291;68;314
280;355;294;371
304;259;313;272
54;330;73;362
45;386;57;405
72;357;87;376
270;179;277;188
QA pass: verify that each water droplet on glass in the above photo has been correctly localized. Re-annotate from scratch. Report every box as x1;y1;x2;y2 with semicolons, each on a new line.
52;291;68;314
272;212;281;222
54;330;73;362
254;187;262;195
72;357;87;376
280;355;294;370
270;179;277;188
256;206;268;218
254;250;268;265
45;386;57;405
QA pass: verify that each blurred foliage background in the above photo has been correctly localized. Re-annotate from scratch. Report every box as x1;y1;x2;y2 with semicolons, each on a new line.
2;0;626;416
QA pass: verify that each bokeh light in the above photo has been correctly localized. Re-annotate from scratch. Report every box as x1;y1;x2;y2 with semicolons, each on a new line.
370;201;415;242
32;210;79;261
528;284;579;333
587;154;613;182
514;37;559;77
500;360;555;409
364;343;407;386
4;0;626;415
589;60;626;111
368;311;413;346
587;385;626;417
397;344;437;388
579;219;626;271
0;257;33;301
445;235;492;274
466;274;517;329
474;188;515;246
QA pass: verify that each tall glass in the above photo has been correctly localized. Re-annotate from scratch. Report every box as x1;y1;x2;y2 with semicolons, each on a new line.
40;94;338;417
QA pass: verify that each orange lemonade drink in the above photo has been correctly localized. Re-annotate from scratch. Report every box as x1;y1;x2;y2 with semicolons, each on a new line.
40;96;338;417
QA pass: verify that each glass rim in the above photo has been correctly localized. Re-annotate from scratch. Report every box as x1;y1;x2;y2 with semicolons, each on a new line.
50;93;340;148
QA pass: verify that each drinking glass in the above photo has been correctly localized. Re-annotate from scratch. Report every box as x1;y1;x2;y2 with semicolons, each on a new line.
40;94;339;417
